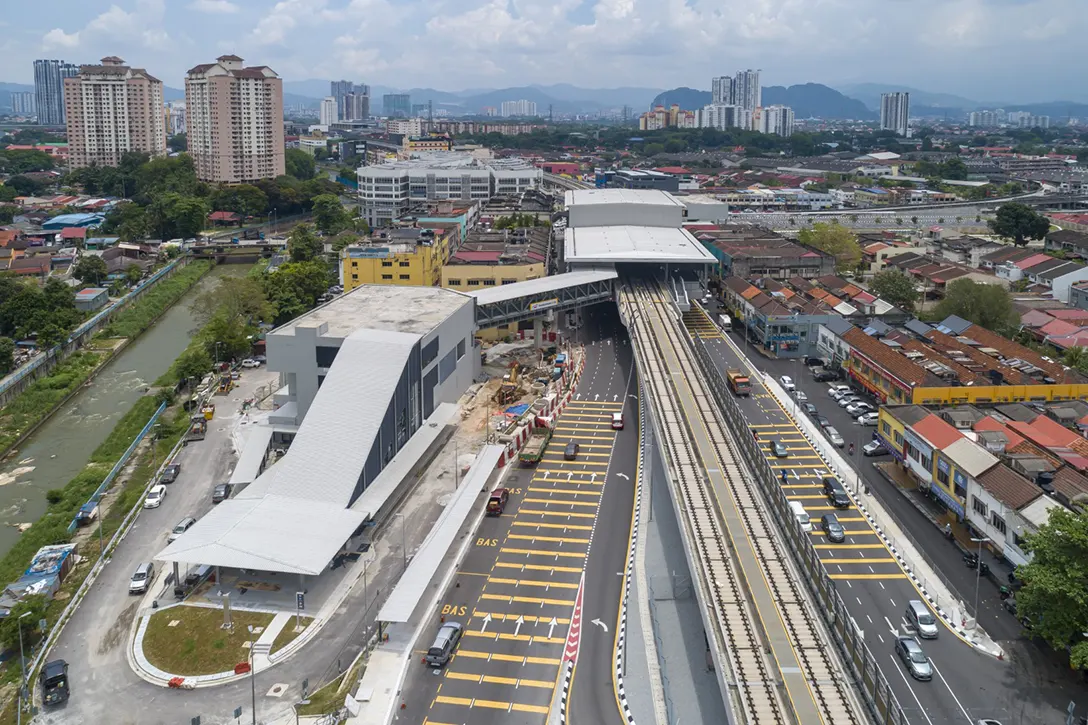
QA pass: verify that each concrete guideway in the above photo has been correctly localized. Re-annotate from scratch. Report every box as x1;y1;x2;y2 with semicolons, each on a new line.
622;280;864;725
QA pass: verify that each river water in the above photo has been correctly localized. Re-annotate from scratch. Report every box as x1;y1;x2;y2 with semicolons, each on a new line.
0;264;242;557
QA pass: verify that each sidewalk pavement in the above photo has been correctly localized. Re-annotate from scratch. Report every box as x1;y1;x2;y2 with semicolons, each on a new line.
760;372;1004;658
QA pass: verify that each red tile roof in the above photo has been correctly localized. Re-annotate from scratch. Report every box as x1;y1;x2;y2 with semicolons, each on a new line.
976;465;1041;510
973;416;1025;448
451;250;502;263
60;227;86;239
912;414;964;450
208;211;241;221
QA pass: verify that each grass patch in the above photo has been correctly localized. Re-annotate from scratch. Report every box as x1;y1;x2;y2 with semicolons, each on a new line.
100;260;213;339
0;350;103;455
143;606;274;677
296;657;366;717
270;616;313;655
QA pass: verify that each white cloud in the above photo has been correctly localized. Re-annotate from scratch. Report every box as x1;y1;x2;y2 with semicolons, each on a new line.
42;0;170;53
190;0;240;13
42;28;80;49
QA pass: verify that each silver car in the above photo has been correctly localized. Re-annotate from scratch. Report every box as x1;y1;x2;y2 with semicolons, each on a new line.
895;636;933;681
825;426;845;447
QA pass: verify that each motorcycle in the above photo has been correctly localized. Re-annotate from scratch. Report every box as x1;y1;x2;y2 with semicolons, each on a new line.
963;552;991;576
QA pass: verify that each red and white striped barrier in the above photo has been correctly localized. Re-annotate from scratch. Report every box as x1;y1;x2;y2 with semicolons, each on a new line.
497;347;586;467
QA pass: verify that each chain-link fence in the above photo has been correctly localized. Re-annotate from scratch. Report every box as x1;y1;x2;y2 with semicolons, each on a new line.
688;339;909;725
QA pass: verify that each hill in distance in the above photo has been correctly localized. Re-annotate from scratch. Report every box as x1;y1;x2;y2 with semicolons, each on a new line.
650;83;875;120
837;83;981;112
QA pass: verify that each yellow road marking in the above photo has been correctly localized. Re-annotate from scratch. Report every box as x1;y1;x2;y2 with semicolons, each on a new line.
463;630;566;644
516;509;597;519
488;576;580;590
480;593;575;607
472;610;571;625
828;573;908;580
511;521;593;531
507;534;590;544
565;401;623;407
527;487;602;496
814;543;886;549
494;561;583;574
523;497;598;507
500;547;585;558
538;459;609;467
820;558;897;564
455;650;562;666
444;672;555;690
532;477;604;485
810;530;876;536
435;695;473;707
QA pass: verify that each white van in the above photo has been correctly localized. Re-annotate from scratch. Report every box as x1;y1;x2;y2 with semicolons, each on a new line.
789;501;811;532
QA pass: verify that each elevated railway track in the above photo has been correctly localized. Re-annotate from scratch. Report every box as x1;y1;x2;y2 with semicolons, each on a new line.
620;278;864;725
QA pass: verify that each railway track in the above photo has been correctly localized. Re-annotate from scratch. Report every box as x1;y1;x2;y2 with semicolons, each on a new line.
622;278;861;725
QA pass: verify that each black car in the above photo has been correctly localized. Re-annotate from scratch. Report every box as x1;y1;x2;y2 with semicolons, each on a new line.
822;476;851;508
821;513;846;543
40;659;69;706
813;369;839;382
212;483;231;503
160;463;181;484
814;414;831;429
801;402;818;416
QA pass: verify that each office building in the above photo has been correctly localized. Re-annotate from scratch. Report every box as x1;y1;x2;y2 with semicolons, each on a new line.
880;92;910;136
386;118;423;136
500;99;538;117
185;55;285;184
64;56;167;170
711;76;733;105
11;92;35;115
33;59;79;125
165;101;186;135
331;81;369;121
758;105;795;137
383;93;411;118
356;153;542;227
320;96;338;127
340;227;455;291
733;69;761;111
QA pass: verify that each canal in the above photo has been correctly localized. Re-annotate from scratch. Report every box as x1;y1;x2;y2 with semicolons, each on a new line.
0;263;244;557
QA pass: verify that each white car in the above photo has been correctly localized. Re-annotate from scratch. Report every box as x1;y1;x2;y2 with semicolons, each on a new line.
144;485;167;509
241;358;261;368
857;412;879;426
828;384;851;399
780;375;795;392
846;401;874;415
862;440;887;456
825;426;845;447
838;395;861;408
794;389;808;402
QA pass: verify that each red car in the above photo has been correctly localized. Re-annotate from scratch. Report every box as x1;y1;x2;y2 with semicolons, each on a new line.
486;488;509;516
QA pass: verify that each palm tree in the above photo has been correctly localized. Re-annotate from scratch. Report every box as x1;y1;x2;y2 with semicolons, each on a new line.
895;217;903;225
1063;346;1088;370
911;215;919;225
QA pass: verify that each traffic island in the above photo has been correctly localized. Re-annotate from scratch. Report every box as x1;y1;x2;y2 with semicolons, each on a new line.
141;605;274;677
270;615;313;656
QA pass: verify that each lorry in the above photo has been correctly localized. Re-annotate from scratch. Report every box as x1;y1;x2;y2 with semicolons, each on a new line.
184;415;207;443
718;314;732;331
40;659;70;706
727;369;751;396
518;426;553;465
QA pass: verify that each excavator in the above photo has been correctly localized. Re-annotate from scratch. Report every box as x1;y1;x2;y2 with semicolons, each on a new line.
494;362;521;405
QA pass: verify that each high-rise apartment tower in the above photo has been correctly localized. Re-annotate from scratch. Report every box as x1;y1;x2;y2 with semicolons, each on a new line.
880;92;910;136
33;59;79;125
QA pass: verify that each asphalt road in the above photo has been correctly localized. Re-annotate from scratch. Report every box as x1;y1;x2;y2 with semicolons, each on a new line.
401;304;635;725
680;306;1018;725
711;312;1086;725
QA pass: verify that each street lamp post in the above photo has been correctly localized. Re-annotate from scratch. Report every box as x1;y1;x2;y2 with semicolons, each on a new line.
214;341;225;368
16;610;31;725
970;536;991;629
247;625;258;725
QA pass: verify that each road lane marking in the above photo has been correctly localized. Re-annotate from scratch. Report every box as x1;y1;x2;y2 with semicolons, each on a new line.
488;577;581;589
463;630;566;644
511;521;594;531
820;558;896;564
527;487;602;497
480;593;576;607
828;573;907;580
500;547;586;558
522;497;598;507
532;477;604;485
810;530;877;536
538;459;610;467
814;543;886;549
515;509;597;519
434;695;473;707
493;561;583;574
565;401;623;407
472;610;571;625
507;534;590;544
888;656;937;725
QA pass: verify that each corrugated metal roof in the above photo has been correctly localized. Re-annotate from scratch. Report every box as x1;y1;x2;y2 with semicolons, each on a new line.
564;225;717;265
942;438;998;477
469;269;617;306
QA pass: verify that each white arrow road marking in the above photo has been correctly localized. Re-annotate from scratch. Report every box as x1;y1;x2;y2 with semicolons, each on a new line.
594;394;600;401
548;617;558;639
480;613;492;633
617;473;630;480
513;615;525;638
590;618;608;633
884;616;898;636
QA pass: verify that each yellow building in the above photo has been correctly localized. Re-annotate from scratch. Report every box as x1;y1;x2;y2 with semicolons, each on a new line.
404;134;453;153
441;234;548;340
340;227;452;292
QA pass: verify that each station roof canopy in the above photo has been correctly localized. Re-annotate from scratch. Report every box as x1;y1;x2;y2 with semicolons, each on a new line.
563;188;684;208
564;225;717;265
468;269;618;306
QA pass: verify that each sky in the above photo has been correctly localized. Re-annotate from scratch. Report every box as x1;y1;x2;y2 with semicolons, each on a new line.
1;0;1084;102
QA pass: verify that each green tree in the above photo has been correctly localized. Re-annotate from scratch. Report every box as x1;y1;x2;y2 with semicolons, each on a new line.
173;346;214;383
1063;346;1088;372
285;148;317;181
989;202;1050;246
941;157;969;180
211;184;269;219
6;175;45;196
124;264;144;285
71;255;109;285
311;194;350;235
148;193;210;239
263;261;331;324
797;222;861;272
190;276;272;327
199;310;254;362
0;337;15;375
329;231;359;253
870;269;919;312
0;206;15;224
167;133;187;152
0;595;48;652
0;149;55;174
934;279;1018;333
287;223;323;263
1015;509;1088;671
